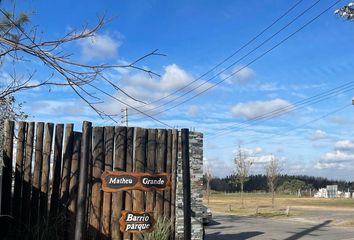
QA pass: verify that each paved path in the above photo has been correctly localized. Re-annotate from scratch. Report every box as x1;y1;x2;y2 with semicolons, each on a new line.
205;214;354;240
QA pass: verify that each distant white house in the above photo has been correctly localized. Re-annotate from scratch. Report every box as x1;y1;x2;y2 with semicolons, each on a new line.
314;188;328;198
314;185;346;198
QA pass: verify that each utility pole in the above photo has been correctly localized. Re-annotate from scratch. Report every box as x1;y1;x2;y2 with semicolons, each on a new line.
121;107;128;127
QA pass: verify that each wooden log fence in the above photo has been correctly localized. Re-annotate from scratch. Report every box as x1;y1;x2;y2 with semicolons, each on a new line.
0;120;181;240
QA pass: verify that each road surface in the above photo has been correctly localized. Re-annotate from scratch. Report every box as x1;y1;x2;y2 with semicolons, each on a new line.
205;214;354;240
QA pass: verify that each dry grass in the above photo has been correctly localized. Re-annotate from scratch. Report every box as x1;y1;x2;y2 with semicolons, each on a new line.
204;192;354;218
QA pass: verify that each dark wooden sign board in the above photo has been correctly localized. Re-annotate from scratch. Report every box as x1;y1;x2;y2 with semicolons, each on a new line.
119;211;155;233
101;170;172;192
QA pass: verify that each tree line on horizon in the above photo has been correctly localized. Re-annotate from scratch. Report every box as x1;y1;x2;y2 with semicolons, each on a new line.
205;174;354;193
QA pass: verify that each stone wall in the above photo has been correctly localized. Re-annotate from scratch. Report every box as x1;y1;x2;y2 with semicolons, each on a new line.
175;131;203;240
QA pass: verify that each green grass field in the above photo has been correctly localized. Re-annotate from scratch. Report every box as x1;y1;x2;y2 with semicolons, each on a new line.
203;192;354;218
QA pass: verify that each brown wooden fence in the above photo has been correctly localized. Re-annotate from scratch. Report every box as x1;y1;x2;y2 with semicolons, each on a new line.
0;120;180;240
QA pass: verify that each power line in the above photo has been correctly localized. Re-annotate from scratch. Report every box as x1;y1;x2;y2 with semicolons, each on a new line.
133;0;305;109
211;103;351;150
130;0;321;116
212;81;354;137
133;0;343;120
87;82;173;128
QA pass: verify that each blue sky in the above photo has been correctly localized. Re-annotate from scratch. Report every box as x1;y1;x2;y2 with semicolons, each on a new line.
2;0;354;180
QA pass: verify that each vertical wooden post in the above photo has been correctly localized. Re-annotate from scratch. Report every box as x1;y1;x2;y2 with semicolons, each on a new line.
155;129;167;218
13;121;26;221
124;127;134;240
49;124;64;219
164;130;172;218
30;122;44;231
60;124;74;206
181;128;191;240
1;120;14;215
75;121;92;240
112;127;127;240
101;126;114;238
132;128;146;240
68;132;82;239
89;127;104;239
170;129;178;239
40;123;54;224
21;122;34;227
146;129;157;213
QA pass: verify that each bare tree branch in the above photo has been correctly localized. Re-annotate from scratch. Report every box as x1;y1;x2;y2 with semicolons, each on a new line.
0;8;165;119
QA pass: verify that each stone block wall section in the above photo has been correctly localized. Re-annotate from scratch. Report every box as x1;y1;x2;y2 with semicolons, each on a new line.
175;131;204;240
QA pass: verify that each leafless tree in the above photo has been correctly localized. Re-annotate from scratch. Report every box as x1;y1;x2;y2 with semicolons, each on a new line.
0;5;164;167
0;7;164;122
205;166;212;205
234;146;253;208
266;155;282;208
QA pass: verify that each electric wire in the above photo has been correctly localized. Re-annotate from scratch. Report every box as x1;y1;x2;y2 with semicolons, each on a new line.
132;0;343;120
133;0;305;109
210;103;352;149
211;81;354;137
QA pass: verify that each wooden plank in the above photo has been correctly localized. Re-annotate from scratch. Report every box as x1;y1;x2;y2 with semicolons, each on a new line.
21;122;34;227
49;124;64;220
67;132;82;240
1;120;14;215
30;122;44;230
132;128;146;240
88;127;104;239
60;124;74;207
164;130;172;218
181;129;191;240
40;123;54;224
13;121;26;221
124;127;134;240
170;129;178;239
101;126;114;239
146;129;156;213
112;127;127;240
155;129;167;218
74;121;92;240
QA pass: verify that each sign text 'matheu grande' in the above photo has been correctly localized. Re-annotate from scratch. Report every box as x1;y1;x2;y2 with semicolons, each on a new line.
101;170;172;192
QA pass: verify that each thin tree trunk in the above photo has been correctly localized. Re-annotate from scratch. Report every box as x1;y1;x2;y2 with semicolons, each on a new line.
272;189;275;208
241;182;244;208
207;179;210;205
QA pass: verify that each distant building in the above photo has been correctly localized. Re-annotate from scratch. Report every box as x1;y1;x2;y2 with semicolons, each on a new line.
314;188;327;198
314;185;339;198
344;192;351;199
327;185;338;198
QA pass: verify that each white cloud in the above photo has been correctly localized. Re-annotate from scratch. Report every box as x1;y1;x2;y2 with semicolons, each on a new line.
334;140;354;151
204;157;234;177
314;162;347;170
310;130;327;141
256;82;281;91
220;66;255;85
230;98;293;119
187;105;199;116
314;138;354;170
28;100;89;116
78;33;120;61
160;64;194;91
99;64;213;116
321;150;354;162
